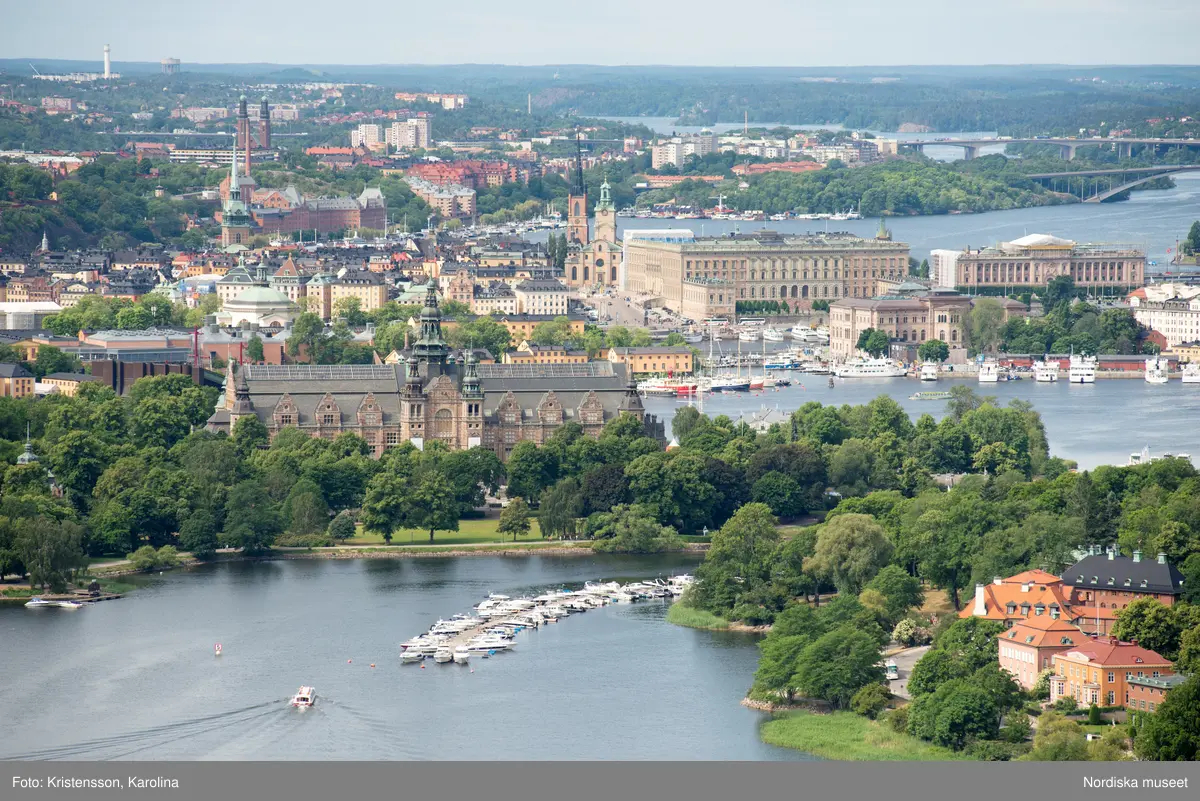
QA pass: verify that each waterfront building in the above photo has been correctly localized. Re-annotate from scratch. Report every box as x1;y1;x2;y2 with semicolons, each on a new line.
607;346;695;375
949;234;1144;294
623;230;909;319
829;284;973;361
206;285;662;459
1049;638;1173;708
999;614;1084;690
1128;283;1200;347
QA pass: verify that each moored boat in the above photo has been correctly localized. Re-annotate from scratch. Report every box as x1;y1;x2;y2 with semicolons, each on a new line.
833;358;906;378
1068;353;1097;384
919;362;939;381
1145;356;1169;385
978;360;1000;383
1033;359;1059;383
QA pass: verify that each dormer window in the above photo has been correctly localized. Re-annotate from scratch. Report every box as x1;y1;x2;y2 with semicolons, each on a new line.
1077;575;1084;583
1090;576;1098;584
1006;602;1016;614
1124;578;1132;586
1025;636;1035;643
1107;577;1114;585
1140;580;1148;588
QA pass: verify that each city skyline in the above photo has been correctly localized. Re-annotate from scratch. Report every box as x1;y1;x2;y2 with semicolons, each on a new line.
3;0;1200;67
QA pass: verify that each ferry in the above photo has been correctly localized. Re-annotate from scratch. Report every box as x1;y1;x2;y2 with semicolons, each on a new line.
1033;359;1059;383
1183;362;1200;384
1145;356;1169;385
919;362;939;382
682;332;704;344
763;359;802;370
910;391;953;401
762;327;786;343
978;360;1000;383
833;358;907;378
1068;354;1097;384
290;686;316;708
738;329;760;343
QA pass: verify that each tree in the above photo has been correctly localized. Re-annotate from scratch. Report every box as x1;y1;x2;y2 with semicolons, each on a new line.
907;679;999;750
751;472;806;519
856;328;890;357
966;298;1006;355
1042;275;1077;311
1178;624;1200;675
446;317;512;361
591;504;684;554
127;544;161;572
15;518;85;592
1135;675;1200;761
246;334;265;363
851;683;892;719
863;565;925;625
360;473;408;544
917;339;949;364
286;486;330;535
506;441;559;501
31;345;81;380
222;481;283;554
805;513;894;595
130;396;191;450
498;497;532;541
232;414;270;459
327;510;357;542
407;472;460;543
179;509;219;559
908;648;971;697
581;464;629;515
538;477;584;539
792;625;886;709
1025;711;1088;761
1111;597;1183;659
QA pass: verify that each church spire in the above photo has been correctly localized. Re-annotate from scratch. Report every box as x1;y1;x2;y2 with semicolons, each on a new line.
16;422;37;465
412;282;449;365
39;230;50;252
570;130;585;196
229;145;241;201
596;174;613;212
461;348;482;399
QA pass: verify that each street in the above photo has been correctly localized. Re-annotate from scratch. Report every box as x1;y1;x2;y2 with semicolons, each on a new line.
886;644;931;700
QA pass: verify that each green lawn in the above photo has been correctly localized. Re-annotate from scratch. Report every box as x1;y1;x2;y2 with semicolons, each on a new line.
346;517;543;546
666;602;730;630
760;711;970;761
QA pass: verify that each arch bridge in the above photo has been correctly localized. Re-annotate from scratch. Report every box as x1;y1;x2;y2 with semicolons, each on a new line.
1024;164;1200;202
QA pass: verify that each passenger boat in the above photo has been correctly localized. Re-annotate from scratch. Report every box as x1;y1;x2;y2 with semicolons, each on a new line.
762;327;785;342
910;391;953;400
763;359;801;370
738;329;760;342
710;375;751;392
1183;362;1200;384
683;332;704;344
1068;354;1097;384
919;362;939;382
832;358;906;378
1128;446;1193;466
1032;359;1059;383
1145;356;1169;385
978;360;1000;383
290;686;316;708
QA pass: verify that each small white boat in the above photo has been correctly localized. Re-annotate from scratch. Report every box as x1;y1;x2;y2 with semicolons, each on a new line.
762;327;785;342
453;646;471;664
215;643;222;657
978;360;1000;383
1145;356;1169;385
738;329;759;342
401;650;425;663
290;686;316;708
919;362;939;382
434;647;454;663
1183;362;1200;384
24;597;56;608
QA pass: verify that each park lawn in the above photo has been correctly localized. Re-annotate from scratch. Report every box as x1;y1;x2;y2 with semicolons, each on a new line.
666;602;730;630
346;517;543;546
760;711;970;761
918;587;956;618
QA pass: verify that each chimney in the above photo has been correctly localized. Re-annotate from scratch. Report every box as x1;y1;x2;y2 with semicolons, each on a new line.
973;584;987;616
1108;547;1114;560
993;576;1003;586
1133;550;1142;563
1157;552;1166;564
1021;582;1031;593
1131;639;1138;647
1110;636;1118;645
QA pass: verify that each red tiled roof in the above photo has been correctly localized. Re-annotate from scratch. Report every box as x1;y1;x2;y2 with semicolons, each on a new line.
1058;638;1172;667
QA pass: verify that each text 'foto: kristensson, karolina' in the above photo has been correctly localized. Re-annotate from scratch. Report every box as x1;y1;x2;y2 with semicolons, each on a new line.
1084;777;1189;790
12;777;181;790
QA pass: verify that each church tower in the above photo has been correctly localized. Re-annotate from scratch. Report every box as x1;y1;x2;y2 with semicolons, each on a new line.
412;282;449;365
258;96;271;149
566;133;588;246
594;176;616;244
236;95;252;176
221;146;253;247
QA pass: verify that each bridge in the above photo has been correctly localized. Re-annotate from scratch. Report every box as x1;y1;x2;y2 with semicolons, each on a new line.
1024;164;1200;202
897;136;1200;161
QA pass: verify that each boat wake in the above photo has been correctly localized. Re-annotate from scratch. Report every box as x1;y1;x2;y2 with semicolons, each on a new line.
1;700;282;761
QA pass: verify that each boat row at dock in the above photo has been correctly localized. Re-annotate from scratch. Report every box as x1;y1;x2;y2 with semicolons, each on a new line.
398;576;695;666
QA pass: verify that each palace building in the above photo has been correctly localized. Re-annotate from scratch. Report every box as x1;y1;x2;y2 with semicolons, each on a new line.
207;284;663;458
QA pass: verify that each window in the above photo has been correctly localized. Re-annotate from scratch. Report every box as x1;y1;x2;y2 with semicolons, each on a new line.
279;414;293;426
321;414;336;426
1108;672;1115;683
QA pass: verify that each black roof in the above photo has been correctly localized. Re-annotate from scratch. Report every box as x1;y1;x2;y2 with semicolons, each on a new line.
1063;552;1184;595
0;362;34;378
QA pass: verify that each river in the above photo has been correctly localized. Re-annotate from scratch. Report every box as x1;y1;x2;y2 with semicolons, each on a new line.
0;555;809;761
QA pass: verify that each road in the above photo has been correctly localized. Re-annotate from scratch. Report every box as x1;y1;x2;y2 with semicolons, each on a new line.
579;292;649;329
886;644;931;700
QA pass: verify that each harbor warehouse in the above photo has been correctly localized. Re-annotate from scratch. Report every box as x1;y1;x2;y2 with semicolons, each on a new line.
622;230;910;318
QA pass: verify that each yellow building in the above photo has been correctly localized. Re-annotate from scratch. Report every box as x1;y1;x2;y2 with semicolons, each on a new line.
495;314;586;342
330;271;388;313
0;363;35;397
607;346;694;375
41;372;103;397
504;342;589;365
1166;341;1200;362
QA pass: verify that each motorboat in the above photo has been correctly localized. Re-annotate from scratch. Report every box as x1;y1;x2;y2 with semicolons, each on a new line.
1068;353;1097;384
1033;359;1059;383
1128;446;1193;467
401;649;425;663
833;358;906;378
433;647;454;664
24;597;56;608
1145;356;1169;384
762;327;786;342
919;362;939;382
453;646;471;665
1183;362;1200;384
978;360;1000;383
682;332;704;344
290;686;316;708
738;329;759;343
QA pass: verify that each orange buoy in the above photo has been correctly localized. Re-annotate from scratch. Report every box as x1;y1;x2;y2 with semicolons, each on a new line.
420;664;425;669
370;663;376;668
347;659;352;663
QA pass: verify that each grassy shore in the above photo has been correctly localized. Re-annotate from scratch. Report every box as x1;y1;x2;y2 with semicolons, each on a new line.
666;602;730;630
760;711;969;761
345;517;543;546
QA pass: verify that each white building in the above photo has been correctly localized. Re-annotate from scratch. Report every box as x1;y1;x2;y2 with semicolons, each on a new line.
350;124;382;148
651;131;717;169
1129;283;1200;346
514;279;568;316
386;118;431;150
929;249;961;289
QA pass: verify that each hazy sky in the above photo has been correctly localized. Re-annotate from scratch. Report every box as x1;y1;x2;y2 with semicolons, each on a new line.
4;0;1200;67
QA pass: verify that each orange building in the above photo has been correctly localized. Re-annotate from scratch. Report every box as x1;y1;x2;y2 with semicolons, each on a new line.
1049;638;1173;708
607;346;695;376
504;343;588;365
962;569;1074;628
998;615;1083;690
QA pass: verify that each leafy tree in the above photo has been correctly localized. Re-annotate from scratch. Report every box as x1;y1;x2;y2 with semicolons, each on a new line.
917;339;950;363
31;345;81;380
966;298;1006;355
792;625;886;709
15;517;85;592
327;510;357;541
538;477;584;539
246;334;265;363
407;472;460;543
1024;711;1088;761
446;317;512;360
127;544;162;572
581;464;629;515
506;441;559;502
851;683;892;719
751;472;805;519
1111;597;1184;659
286;485;330;535
232;415;270;459
856;328;890;357
907;678;999;750
179;509;220;559
805;513;894;595
690;503;779;616
591;504;683;553
222;481;283;554
498;497;532;541
1135;675;1200;761
864;565;925;625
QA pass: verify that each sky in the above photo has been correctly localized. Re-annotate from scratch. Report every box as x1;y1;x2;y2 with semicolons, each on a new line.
3;0;1200;67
